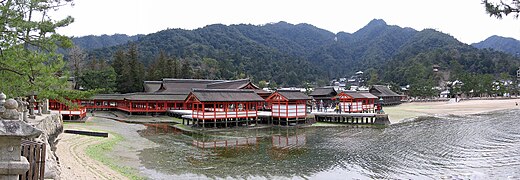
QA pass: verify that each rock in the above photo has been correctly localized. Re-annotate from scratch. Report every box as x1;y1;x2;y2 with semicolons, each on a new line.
2;99;20;120
30;114;63;179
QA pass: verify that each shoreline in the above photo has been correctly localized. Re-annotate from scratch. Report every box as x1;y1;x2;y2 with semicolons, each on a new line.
55;98;520;179
384;98;520;124
57;116;157;179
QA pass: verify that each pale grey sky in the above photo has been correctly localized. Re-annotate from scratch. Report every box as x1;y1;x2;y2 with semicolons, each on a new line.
52;0;520;44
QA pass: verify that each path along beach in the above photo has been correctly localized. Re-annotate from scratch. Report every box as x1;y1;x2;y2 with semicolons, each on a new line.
56;98;520;179
384;98;520;123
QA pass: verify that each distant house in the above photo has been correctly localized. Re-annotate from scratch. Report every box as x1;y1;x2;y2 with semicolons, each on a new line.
433;65;440;72
309;87;337;108
369;85;404;105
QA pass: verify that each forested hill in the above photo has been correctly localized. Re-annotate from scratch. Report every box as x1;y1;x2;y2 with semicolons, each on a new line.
72;34;143;50
78;19;520;88
472;35;520;56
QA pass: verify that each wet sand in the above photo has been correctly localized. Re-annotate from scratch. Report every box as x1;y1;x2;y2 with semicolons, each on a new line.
384;98;520;123
57;116;157;179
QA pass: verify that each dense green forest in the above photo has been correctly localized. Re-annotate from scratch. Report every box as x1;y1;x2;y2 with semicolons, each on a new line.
472;35;520;57
68;19;520;95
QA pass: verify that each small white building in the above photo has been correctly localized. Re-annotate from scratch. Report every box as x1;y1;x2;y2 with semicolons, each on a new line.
440;90;450;98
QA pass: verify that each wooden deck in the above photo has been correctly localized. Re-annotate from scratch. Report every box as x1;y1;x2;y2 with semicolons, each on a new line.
312;112;384;124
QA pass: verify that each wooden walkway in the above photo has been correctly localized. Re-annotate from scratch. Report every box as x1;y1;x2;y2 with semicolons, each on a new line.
169;109;389;127
312;112;387;125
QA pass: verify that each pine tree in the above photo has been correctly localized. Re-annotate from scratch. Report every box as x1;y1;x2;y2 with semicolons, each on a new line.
127;44;145;92
0;0;77;99
180;60;193;78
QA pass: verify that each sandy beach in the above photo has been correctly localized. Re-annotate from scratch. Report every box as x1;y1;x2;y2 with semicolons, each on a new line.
384;98;520;123
57;116;157;180
54;98;520;179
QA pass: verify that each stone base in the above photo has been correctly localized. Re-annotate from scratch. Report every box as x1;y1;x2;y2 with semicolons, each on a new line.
374;114;390;125
0;156;29;175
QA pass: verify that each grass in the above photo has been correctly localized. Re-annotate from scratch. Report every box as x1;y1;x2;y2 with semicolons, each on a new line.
85;131;145;180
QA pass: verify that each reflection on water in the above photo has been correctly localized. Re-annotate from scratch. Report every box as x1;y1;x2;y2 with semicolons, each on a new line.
138;109;520;179
139;124;181;136
192;137;258;149
272;133;306;149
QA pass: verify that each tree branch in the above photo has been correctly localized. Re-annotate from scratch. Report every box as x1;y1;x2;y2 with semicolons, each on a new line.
0;66;25;76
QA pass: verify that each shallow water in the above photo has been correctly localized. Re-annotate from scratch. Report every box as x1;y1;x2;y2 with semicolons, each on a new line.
138;109;520;179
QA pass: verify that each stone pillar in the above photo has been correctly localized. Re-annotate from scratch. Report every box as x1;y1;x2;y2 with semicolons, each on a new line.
0;99;42;179
42;99;50;114
21;98;28;123
37;100;43;116
28;96;36;119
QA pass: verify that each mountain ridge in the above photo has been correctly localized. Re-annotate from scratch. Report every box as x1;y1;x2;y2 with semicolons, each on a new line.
73;19;520;87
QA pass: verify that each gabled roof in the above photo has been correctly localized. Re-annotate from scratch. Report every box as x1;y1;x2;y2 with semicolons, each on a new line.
370;85;402;97
188;89;264;102
143;81;162;92
125;92;188;101
310;87;337;96
266;90;311;101
338;91;378;99
277;90;311;100
358;92;378;99
157;78;224;93
206;79;258;89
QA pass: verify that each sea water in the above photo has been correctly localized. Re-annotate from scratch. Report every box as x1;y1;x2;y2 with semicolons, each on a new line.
137;109;520;179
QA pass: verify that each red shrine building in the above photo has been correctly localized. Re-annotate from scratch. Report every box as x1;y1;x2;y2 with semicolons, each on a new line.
333;91;378;113
48;78;270;119
185;89;265;128
265;90;311;125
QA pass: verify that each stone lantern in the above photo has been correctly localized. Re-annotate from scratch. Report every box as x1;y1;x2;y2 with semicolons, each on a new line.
0;99;42;179
0;92;6;116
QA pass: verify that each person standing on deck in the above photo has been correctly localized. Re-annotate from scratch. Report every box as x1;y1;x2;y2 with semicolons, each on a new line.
338;104;342;114
319;100;324;112
335;104;340;114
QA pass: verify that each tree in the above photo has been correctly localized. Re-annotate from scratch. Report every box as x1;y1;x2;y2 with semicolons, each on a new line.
127;44;145;92
79;59;117;93
258;80;267;89
483;0;520;18
180;60;193;78
68;46;87;89
0;0;76;98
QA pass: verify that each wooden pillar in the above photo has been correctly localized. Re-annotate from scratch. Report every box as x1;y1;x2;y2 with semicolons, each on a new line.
213;102;217;128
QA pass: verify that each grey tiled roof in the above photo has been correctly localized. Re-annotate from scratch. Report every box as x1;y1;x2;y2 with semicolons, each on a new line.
370;85;402;97
191;89;264;102
310;87;337;96
143;81;162;92
277;90;311;100
125;93;188;101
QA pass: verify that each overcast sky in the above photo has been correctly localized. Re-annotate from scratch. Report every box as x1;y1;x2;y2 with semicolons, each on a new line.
52;0;520;44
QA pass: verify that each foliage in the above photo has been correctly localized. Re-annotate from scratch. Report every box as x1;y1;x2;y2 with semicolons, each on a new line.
70;20;520;96
0;0;76;99
483;0;520;19
78;57;117;93
472;35;520;56
112;44;145;93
